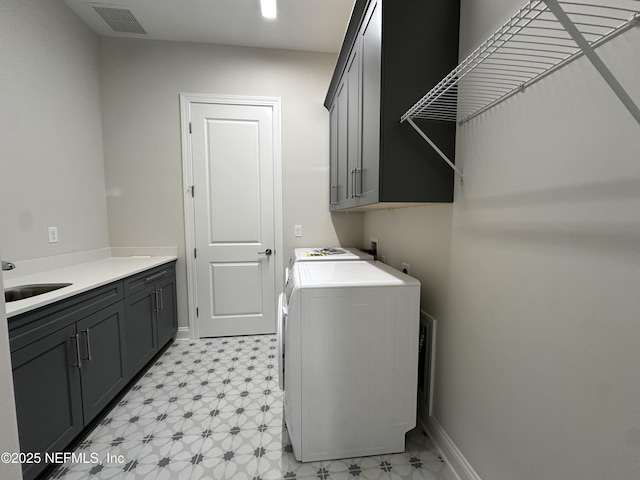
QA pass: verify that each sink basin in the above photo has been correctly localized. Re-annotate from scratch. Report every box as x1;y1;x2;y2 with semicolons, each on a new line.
4;283;72;302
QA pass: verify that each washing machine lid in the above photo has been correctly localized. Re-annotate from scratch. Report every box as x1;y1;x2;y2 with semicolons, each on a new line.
295;260;419;288
293;247;373;262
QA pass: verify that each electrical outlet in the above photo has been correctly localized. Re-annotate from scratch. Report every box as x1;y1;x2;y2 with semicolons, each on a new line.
48;226;59;244
294;225;302;237
401;262;411;275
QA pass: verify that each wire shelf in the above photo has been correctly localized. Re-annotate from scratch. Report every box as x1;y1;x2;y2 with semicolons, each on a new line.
401;0;640;126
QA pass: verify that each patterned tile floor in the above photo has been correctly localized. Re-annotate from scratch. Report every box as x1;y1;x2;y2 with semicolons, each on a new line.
50;335;449;480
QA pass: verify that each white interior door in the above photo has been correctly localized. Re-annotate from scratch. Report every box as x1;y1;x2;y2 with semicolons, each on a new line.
190;100;278;337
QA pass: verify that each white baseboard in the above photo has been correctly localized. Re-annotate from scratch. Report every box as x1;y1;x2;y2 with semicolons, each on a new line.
418;415;482;480
174;327;191;341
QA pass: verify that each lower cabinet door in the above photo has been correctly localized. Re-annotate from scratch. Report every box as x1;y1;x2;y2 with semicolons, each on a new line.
123;285;158;380
155;278;177;348
11;324;83;480
77;302;128;423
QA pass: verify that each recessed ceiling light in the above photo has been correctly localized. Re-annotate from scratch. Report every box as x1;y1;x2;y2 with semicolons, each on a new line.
261;0;277;19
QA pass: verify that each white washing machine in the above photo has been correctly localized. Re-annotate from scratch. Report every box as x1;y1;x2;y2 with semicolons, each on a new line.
291;247;373;263
278;260;420;462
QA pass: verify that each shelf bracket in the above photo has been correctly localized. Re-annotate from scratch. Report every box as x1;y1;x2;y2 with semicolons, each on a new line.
405;118;463;179
543;0;640;126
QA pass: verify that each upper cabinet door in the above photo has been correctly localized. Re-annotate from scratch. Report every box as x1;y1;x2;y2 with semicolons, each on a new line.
329;45;361;211
329;101;339;209
345;43;361;209
335;80;349;209
358;0;382;206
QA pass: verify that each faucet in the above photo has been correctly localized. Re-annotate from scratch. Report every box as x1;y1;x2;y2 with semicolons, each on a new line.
1;261;16;271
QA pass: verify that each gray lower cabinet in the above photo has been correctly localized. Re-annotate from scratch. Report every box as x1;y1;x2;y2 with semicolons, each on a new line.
11;324;83;480
77;302;128;422
124;286;157;379
9;261;177;480
123;263;177;381
156;276;177;348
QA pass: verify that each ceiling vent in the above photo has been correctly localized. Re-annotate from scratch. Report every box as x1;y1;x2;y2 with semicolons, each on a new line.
92;6;146;34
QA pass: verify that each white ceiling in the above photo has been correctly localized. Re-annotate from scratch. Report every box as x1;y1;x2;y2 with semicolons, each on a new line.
62;0;355;54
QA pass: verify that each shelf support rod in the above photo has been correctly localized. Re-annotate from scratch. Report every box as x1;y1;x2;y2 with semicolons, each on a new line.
405;118;463;179
543;0;640;126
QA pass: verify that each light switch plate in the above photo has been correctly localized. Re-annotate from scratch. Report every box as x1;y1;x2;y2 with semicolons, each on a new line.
294;225;302;237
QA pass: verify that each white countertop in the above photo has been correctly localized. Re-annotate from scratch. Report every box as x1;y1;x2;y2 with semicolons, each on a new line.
4;256;177;318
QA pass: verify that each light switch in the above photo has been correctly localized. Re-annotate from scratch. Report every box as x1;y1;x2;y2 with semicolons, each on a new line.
294;225;302;237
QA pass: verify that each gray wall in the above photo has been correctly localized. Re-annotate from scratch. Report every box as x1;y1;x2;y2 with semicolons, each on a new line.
0;2;108;475
0;0;110;261
438;2;640;478
98;38;363;329
362;1;640;479
362;205;453;318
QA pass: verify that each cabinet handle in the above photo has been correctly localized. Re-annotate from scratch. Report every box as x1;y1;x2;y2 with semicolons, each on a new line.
72;334;82;369
82;329;92;361
159;288;164;310
354;167;362;196
153;290;159;312
145;270;167;283
350;169;355;198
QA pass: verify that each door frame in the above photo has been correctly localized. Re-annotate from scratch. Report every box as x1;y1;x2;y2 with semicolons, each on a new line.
179;93;283;340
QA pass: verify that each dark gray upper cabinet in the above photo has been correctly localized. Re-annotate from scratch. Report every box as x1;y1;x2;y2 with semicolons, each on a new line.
325;0;460;211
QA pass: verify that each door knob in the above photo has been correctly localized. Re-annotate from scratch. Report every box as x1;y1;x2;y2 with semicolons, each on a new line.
258;249;273;256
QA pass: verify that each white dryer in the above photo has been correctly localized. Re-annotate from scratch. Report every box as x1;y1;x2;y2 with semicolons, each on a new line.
285;247;374;285
279;260;420;462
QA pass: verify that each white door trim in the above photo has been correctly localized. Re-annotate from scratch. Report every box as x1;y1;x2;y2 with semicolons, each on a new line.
179;93;283;340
